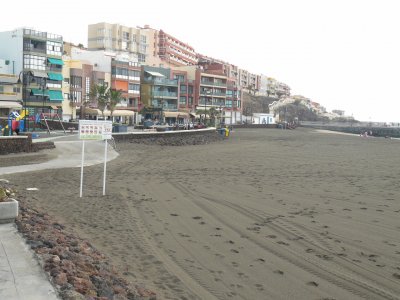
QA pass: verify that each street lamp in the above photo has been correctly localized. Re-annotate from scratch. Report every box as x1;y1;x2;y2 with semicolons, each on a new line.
17;71;35;132
39;77;48;115
203;89;211;126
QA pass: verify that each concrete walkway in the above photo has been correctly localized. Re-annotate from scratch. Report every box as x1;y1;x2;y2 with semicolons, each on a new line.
0;134;119;176
0;223;59;299
0;134;119;299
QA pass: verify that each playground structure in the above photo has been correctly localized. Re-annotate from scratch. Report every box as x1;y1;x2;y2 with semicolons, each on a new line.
1;109;66;136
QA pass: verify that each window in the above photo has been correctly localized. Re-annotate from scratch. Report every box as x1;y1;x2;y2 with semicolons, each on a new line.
132;34;136;42
13;87;21;93
85;77;90;95
71;76;82;88
139;45;146;53
188;97;193;105
128;83;140;91
23;54;46;70
138;54;146;63
122;31;129;40
97;28;105;35
179;96;186;105
128;70;140;78
0;86;4;93
64;78;70;83
47;41;62;56
188;86;193;94
180;85;187;93
140;35;146;43
174;74;185;82
71;91;82;102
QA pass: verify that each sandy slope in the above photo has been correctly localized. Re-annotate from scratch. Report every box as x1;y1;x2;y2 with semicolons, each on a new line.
5;128;400;300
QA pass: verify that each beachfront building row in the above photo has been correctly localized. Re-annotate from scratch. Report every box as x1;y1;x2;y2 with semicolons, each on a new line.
0;23;291;125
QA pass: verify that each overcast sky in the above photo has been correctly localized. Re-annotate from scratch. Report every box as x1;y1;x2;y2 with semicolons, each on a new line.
2;0;399;122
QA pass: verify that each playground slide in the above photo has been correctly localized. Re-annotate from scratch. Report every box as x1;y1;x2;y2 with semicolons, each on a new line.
1;110;28;135
16;109;27;121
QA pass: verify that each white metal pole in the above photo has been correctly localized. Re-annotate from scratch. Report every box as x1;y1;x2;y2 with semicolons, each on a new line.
103;139;108;196
80;140;85;198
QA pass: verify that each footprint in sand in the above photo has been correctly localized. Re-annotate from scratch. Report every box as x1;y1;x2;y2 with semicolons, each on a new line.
277;241;290;246
230;249;239;253
273;270;284;275
307;281;319;287
266;235;277;239
170;213;179;216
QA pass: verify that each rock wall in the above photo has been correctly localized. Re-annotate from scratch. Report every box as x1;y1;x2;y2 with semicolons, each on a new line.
231;124;277;129
0;134;55;155
112;129;224;146
0;136;32;155
301;125;400;138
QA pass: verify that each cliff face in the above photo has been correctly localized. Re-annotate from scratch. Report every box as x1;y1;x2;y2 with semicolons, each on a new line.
242;92;321;122
241;92;277;114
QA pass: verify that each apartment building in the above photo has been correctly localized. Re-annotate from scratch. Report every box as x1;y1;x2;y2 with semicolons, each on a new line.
0;28;64;122
171;69;195;111
65;45;138;122
158;30;197;67
140;66;181;122
88;23;198;69
0;59;22;117
88;23;155;65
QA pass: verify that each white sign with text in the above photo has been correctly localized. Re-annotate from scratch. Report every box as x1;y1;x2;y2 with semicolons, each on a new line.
78;120;114;197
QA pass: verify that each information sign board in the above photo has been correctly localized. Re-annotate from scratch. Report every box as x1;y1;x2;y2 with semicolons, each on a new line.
79;120;112;140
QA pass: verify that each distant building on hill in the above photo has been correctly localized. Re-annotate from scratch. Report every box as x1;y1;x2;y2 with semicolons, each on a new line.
88;23;197;68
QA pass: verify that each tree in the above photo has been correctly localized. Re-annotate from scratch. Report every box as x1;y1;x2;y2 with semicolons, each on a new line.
108;89;123;119
208;107;218;126
89;84;109;118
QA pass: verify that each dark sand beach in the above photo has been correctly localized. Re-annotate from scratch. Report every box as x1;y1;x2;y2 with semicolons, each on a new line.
4;128;400;300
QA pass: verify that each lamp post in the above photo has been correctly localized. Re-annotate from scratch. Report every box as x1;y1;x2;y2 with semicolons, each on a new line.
203;89;211;126
39;77;48;116
219;104;223;127
17;71;35;132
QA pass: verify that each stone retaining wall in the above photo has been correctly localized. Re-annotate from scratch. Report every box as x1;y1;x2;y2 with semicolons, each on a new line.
0;134;55;155
0;136;32;155
113;128;224;146
231;124;277;129
301;124;400;138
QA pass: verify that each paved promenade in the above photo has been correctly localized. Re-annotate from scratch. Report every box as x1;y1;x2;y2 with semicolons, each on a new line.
0;133;119;299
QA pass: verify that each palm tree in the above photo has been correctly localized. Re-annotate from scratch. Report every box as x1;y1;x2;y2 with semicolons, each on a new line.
108;89;123;120
208;107;218;126
89;84;109;119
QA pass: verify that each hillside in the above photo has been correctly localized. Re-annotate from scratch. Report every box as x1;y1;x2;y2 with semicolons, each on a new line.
241;92;276;114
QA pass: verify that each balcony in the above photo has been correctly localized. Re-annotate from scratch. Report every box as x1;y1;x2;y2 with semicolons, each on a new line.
23;29;62;41
200;80;226;87
143;78;178;86
153;91;177;98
